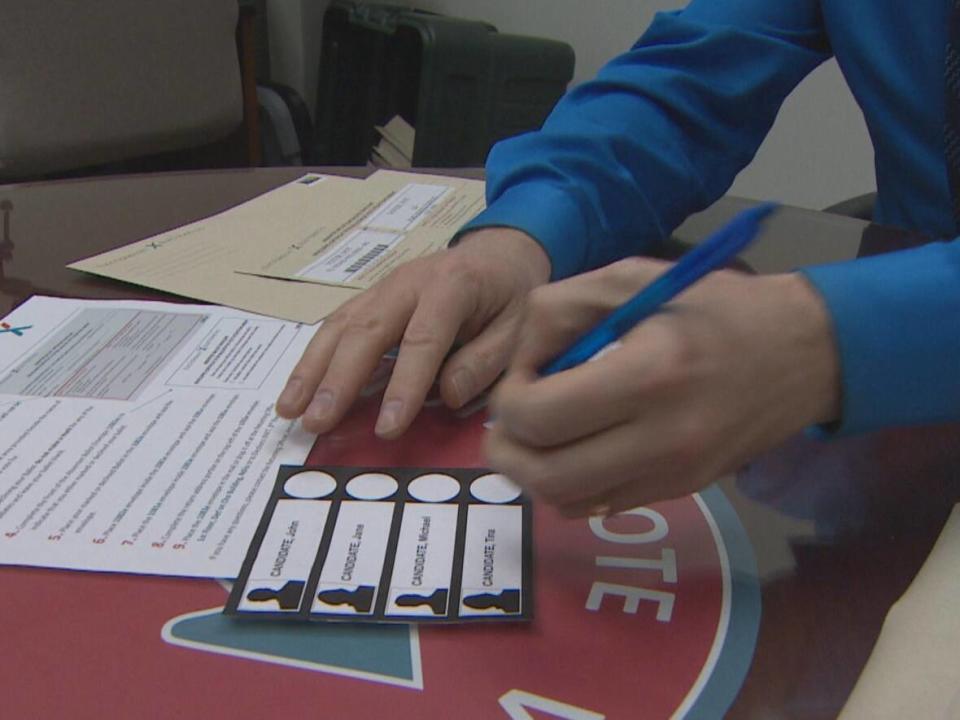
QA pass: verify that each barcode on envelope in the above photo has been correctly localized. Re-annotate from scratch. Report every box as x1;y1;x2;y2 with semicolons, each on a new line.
345;243;390;275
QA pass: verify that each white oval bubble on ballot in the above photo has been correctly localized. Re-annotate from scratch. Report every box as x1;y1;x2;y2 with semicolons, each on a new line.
346;472;399;500
408;473;461;503
470;473;522;504
284;470;338;499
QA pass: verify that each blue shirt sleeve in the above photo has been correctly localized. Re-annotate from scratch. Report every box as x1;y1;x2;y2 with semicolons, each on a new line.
458;0;960;434
460;2;830;280
801;240;960;435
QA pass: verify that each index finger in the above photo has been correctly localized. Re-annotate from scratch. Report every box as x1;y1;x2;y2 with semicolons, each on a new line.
276;284;419;431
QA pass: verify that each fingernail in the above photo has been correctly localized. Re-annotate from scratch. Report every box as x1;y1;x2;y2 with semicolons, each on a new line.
450;368;473;406
375;399;404;437
305;389;335;424
278;378;303;409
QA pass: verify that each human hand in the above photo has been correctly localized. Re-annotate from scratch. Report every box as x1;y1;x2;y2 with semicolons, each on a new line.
484;257;841;517
275;228;551;438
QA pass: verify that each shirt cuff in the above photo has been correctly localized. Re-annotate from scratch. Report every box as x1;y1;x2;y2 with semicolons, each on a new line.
800;240;960;436
455;183;592;281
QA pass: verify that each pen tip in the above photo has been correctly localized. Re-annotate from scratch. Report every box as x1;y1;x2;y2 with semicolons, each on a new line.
750;201;779;221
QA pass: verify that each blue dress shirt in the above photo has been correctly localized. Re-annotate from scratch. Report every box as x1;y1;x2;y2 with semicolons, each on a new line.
461;0;960;435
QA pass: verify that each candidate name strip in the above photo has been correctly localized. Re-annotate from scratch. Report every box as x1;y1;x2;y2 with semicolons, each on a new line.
312;500;395;616
385;502;459;618
237;499;331;613
460;504;525;617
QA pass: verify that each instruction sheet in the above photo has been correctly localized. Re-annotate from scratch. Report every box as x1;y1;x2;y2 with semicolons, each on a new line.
0;296;316;577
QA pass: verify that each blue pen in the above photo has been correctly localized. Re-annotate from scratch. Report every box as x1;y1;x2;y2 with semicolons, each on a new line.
540;201;779;376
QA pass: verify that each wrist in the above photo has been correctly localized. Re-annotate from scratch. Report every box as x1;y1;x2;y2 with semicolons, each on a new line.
456;227;552;287
777;273;842;426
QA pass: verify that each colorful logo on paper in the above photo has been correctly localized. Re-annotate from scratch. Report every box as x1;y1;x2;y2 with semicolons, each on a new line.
0;321;30;336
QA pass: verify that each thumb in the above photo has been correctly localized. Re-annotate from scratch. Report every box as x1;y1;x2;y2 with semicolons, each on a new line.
510;257;670;370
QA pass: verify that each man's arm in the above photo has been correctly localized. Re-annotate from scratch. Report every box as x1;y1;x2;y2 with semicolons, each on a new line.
279;0;833;437
462;0;831;279
802;239;960;435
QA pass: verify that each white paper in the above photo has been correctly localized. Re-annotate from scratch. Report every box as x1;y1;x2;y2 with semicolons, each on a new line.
839;504;960;719
0;296;316;578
